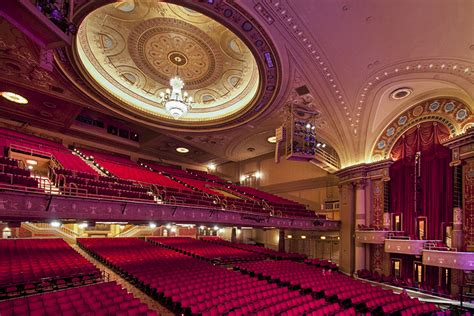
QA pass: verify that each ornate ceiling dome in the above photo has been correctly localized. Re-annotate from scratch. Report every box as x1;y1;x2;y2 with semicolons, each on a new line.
75;0;271;130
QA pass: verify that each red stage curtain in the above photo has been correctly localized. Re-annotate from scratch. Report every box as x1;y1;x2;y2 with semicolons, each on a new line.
389;122;452;240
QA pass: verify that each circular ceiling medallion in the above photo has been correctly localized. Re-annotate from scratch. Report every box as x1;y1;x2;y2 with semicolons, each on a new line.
168;52;188;66
128;18;222;89
74;0;279;131
390;87;412;100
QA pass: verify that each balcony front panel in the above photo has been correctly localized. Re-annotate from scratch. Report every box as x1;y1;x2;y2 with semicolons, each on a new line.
355;230;394;244
0;191;340;230
384;239;427;255
422;250;474;270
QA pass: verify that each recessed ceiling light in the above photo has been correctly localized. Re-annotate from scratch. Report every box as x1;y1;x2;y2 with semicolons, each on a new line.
267;136;277;144
0;91;28;104
26;159;37;165
176;147;189;153
390;87;412;100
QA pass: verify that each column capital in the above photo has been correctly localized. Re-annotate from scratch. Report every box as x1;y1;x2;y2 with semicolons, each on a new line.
353;179;366;190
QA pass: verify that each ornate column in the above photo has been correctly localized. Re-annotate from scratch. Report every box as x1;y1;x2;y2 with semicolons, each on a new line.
338;182;355;274
354;180;367;273
443;129;474;296
367;162;393;275
335;161;393;275
443;129;474;251
278;229;285;253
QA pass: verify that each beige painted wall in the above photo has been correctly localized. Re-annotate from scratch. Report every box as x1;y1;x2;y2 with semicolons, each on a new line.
258;158;327;186
216;154;340;214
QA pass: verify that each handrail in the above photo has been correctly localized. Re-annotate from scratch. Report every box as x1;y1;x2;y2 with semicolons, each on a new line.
9;144;64;169
168;195;177;205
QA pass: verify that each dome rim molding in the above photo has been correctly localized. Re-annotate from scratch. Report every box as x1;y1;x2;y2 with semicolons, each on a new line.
63;0;282;132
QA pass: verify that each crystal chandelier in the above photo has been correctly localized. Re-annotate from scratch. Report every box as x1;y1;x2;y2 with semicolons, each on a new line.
159;76;193;120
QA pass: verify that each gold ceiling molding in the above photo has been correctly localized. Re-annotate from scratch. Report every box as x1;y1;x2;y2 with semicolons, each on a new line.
370;97;473;162
74;0;264;127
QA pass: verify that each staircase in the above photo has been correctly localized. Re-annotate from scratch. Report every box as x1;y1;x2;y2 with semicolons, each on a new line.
32;175;60;195
21;222;79;244
72;151;108;176
115;225;159;237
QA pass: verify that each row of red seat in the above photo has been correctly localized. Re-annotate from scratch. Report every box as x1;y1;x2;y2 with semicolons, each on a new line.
0;281;158;316
305;258;338;270
0;173;39;189
0;127;318;220
77;238;341;315
200;237;307;261
0;127;94;174
148;237;267;264
0;239;100;296
233;260;440;314
0;157;39;190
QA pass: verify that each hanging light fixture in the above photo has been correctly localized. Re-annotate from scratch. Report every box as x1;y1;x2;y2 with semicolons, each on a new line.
159;53;193;120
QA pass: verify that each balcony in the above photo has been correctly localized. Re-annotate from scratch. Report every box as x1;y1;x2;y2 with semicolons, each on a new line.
0;190;341;230
1;0;73;48
384;239;430;255
422;250;474;270
355;230;396;244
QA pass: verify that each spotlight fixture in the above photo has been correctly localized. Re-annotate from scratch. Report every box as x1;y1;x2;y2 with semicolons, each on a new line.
301;235;307;239
149;222;157;228
213;225;219;231
176;147;189;154
50;220;61;227
390;87;412;100
78;222;88;229
199;226;205;230
165;224;172;229
0;91;28;104
287;235;293;239
27;165;33;170
267;136;277;144
170;227;177;233
320;236;326;240
26;159;37;165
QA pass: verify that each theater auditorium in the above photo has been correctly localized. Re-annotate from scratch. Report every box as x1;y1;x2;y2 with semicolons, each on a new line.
0;0;473;315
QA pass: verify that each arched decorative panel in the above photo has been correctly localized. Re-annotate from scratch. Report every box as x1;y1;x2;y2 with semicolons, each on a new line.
371;98;473;161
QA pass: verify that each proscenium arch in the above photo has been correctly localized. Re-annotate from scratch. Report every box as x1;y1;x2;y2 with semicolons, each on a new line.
370;97;473;162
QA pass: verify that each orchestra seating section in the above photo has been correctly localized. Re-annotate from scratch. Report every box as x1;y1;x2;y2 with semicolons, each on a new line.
0;239;101;298
200;237;307;261
305;258;339;270
148;237;267;264
77;237;358;315
0;281;158;316
233;260;441;315
357;268;452;298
